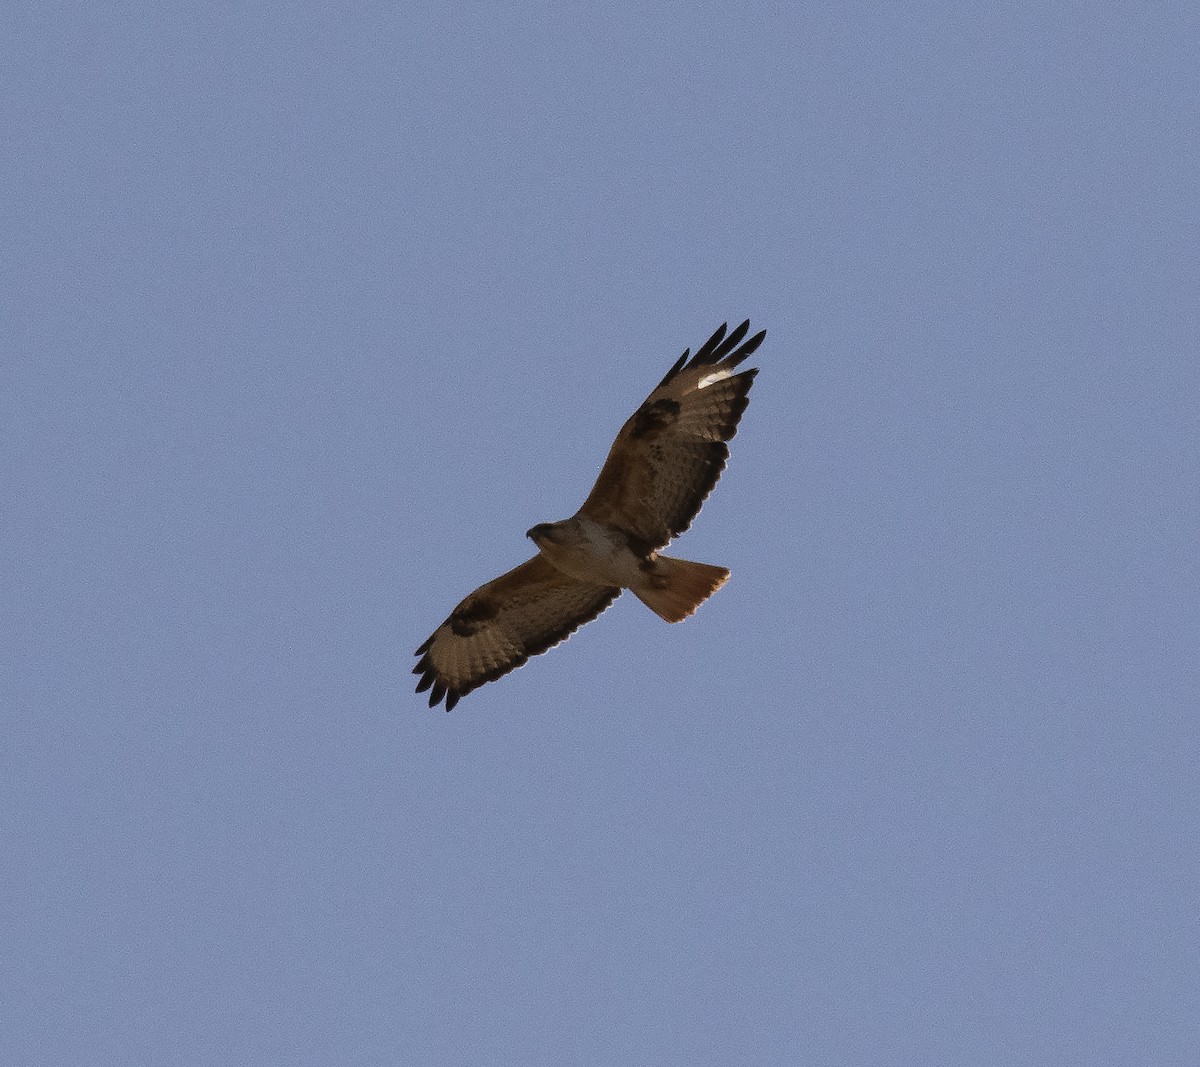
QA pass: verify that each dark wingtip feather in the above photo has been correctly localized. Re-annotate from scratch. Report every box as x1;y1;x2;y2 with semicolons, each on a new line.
445;690;460;712
690;322;728;366
414;654;435;692
657;321;766;387
656;349;690;389
709;319;750;363
661;320;765;377
736;328;766;362
708;323;764;371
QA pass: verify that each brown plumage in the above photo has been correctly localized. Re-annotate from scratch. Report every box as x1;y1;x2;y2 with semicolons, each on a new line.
578;317;762;549
414;320;765;711
413;557;618;712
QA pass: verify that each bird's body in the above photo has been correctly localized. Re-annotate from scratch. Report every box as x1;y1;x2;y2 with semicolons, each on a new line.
414;320;766;711
526;516;640;589
528;515;731;624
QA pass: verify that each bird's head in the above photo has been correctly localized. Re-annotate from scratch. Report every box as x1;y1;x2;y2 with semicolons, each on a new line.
526;522;558;545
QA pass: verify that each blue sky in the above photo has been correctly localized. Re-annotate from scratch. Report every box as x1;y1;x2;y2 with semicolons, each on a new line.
5;2;1198;1063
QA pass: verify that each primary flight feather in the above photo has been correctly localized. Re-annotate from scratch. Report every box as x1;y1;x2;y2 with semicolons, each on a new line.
414;319;766;710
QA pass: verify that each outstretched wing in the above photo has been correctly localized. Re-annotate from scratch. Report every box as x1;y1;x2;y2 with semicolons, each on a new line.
578;320;765;551
414;554;620;711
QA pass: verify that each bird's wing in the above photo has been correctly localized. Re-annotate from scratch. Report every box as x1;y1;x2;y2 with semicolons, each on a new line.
413;554;620;711
577;320;764;551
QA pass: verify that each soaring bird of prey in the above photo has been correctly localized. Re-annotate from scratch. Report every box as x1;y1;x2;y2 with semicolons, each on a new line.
414;320;766;711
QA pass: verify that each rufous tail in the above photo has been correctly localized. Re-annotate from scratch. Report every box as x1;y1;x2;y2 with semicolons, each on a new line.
633;556;730;623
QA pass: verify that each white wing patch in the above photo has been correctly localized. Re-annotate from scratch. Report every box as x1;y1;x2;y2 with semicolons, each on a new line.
697;368;735;389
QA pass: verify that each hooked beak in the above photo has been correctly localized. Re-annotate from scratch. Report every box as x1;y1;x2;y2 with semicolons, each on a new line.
526;523;554;543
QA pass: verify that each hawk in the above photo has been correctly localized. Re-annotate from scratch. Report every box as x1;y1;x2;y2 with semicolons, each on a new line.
414;319;766;710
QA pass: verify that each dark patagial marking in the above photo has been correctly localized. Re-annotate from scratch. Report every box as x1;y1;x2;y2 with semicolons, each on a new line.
449;597;498;637
631;397;681;438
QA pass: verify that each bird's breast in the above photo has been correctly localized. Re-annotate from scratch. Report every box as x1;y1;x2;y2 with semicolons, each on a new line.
537;516;642;588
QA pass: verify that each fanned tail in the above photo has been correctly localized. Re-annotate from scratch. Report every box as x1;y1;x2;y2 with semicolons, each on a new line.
633;556;730;623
